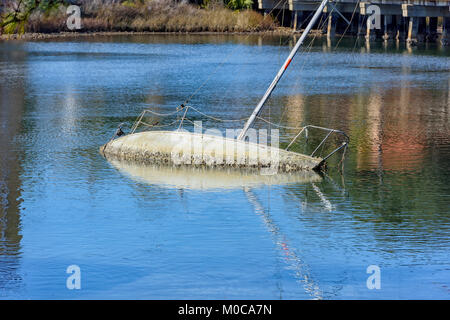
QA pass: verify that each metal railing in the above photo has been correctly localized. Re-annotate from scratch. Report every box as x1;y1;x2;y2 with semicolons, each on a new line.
121;107;350;170
286;125;349;166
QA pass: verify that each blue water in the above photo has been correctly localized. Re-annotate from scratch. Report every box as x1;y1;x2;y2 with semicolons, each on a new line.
0;34;449;299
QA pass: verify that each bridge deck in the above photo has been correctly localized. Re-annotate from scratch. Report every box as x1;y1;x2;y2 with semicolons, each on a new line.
259;0;450;16
258;0;450;44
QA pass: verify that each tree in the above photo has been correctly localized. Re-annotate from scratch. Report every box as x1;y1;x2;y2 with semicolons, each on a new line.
226;0;253;10
201;0;253;10
0;0;66;33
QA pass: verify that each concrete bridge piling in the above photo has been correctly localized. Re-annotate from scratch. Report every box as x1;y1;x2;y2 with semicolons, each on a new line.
259;0;450;45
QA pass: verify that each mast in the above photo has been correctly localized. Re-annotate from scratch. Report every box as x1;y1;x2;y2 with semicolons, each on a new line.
238;0;329;140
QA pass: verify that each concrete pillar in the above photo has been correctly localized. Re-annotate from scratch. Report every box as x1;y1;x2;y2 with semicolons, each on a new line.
321;10;328;34
298;11;306;30
395;15;406;41
417;17;427;42
365;18;376;41
365;21;371;41
327;11;338;38
359;1;377;40
358;13;367;37
382;38;389;50
382;15;394;40
292;11;306;31
406;41;413;53
292;10;298;31
426;17;438;42
350;14;359;34
407;15;427;44
407;17;419;44
364;39;371;52
440;17;450;46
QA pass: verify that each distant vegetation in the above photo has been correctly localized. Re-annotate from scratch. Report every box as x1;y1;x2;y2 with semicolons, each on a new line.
204;0;254;10
0;0;276;34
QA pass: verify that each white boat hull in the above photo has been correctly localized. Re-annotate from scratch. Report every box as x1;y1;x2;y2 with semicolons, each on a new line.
100;131;323;172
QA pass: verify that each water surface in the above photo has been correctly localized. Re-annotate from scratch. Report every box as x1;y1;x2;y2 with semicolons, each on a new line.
0;34;449;299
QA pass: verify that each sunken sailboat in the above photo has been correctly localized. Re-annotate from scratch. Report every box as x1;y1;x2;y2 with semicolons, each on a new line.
100;0;348;172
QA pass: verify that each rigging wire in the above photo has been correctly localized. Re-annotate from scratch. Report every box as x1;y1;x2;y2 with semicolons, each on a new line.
274;9;330;130
132;0;354;165
178;0;288;109
273;1;361;150
135;3;334;135
193;5;288;123
257;2;361;158
131;5;286;132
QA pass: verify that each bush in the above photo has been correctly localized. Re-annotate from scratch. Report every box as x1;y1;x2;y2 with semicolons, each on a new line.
226;0;253;10
3;0;275;34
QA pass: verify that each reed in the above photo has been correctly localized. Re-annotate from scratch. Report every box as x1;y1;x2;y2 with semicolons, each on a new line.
23;0;276;34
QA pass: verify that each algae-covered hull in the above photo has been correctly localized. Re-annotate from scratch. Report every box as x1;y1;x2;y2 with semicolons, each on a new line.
100;131;323;172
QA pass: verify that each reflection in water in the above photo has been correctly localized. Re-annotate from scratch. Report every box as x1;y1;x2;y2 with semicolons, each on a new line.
266;85;449;174
310;183;333;212
107;159;322;191
109;157;327;298
0;44;26;294
244;188;323;299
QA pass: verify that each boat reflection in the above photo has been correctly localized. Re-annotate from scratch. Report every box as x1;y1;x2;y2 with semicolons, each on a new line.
244;188;323;299
107;157;337;298
107;158;322;190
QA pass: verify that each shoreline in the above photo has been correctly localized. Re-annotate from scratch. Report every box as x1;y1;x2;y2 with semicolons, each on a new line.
0;28;326;41
2;30;446;46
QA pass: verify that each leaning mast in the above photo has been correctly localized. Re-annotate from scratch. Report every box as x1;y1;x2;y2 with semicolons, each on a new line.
238;0;329;140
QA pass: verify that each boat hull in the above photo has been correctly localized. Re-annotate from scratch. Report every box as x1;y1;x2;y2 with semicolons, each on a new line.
100;131;323;172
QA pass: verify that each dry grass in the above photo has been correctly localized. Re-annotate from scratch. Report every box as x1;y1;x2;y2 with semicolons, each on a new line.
24;0;276;33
